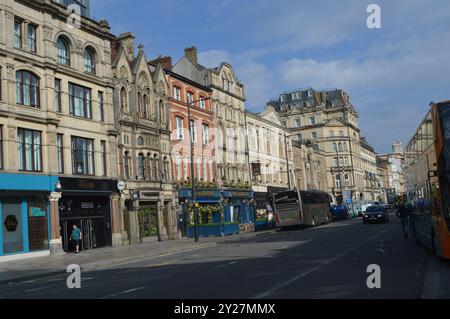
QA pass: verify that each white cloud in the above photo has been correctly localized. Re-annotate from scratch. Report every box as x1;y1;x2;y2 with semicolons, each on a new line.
198;50;232;68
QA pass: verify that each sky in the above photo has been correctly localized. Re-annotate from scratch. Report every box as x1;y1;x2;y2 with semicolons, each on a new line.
91;0;450;154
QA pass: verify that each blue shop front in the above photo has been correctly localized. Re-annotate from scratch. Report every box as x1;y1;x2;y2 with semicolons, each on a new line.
178;188;243;237
222;189;255;225
0;173;58;257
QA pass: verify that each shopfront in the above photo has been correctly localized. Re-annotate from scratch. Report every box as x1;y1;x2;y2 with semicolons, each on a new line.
0;173;58;257
178;188;222;236
223;190;255;225
59;177;118;252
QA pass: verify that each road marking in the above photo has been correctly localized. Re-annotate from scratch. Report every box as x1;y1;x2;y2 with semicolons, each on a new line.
216;261;239;269
24;286;51;293
254;226;394;299
96;243;215;270
99;287;146;299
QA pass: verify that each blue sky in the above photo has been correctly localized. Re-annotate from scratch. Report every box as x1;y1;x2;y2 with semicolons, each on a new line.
91;0;450;153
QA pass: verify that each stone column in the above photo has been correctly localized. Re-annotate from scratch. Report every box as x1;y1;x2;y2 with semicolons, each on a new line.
110;194;123;247
128;199;141;245
49;192;63;255
158;195;168;241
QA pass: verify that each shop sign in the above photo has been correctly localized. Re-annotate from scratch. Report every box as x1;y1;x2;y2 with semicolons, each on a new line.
196;190;221;199
223;191;253;199
81;202;94;209
4;215;19;232
29;207;46;217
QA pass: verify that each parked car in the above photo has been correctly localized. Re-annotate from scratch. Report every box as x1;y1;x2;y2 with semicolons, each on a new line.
362;205;390;224
330;204;350;221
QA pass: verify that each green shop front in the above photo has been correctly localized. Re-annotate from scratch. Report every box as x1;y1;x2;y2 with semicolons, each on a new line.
0;173;59;257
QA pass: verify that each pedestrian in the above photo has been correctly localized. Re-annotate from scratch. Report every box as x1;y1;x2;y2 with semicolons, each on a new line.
396;202;412;239
70;224;82;253
267;210;274;229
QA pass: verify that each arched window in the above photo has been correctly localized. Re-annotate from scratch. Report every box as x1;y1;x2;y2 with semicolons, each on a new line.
16;71;40;108
56;37;70;65
120;87;128;112
159;100;165;123
84;47;95;74
137;136;144;146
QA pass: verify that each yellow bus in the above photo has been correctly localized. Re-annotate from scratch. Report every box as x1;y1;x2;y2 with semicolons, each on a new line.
405;101;450;259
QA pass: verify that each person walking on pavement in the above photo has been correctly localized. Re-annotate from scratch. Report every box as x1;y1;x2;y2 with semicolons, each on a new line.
396;202;412;239
70;224;82;253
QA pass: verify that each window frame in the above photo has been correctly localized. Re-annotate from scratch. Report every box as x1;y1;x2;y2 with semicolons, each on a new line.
69;82;92;119
18;128;42;172
71;136;95;176
98;91;104;122
27;23;37;53
55;78;62;113
57;134;64;174
83;47;96;74
175;116;184;140
56;37;70;66
16;70;40;108
14;18;22;49
100;140;107;177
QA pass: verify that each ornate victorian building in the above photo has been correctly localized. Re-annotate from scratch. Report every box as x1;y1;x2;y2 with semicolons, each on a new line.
111;33;176;244
0;0;122;257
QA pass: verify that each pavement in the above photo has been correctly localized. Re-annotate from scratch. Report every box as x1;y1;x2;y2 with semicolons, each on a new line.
0;212;448;299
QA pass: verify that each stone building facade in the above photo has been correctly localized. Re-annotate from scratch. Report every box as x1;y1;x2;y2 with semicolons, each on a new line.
0;0;123;256
111;33;177;244
269;88;375;204
173;47;249;186
245;106;294;215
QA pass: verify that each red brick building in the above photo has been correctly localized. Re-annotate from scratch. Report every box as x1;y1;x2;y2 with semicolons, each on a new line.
150;57;216;185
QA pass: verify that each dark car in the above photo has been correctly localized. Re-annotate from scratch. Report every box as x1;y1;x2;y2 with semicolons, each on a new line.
330;204;350;221
363;205;389;224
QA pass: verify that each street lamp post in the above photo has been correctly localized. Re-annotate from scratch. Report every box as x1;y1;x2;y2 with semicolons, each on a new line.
334;144;345;203
187;97;211;242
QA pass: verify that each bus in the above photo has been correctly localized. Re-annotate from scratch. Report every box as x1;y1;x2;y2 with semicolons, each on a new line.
273;189;331;228
405;100;450;259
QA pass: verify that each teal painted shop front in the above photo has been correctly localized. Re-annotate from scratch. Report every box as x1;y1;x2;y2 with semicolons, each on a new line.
0;173;58;256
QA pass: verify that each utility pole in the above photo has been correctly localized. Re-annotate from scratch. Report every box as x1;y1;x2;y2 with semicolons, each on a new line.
284;132;292;189
334;144;344;203
187;97;211;242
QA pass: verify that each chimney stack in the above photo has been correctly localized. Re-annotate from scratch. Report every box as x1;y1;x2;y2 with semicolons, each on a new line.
117;32;135;61
148;56;173;71
184;46;198;65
